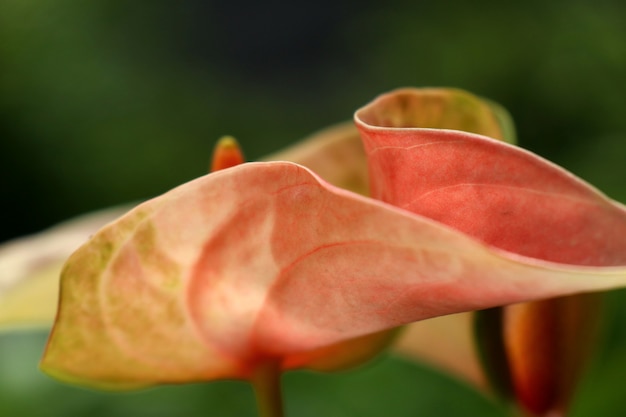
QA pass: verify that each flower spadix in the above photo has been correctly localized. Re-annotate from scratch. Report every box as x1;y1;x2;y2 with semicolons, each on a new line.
211;136;246;172
42;89;626;393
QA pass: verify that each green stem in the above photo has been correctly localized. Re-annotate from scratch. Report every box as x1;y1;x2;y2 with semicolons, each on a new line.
252;360;285;417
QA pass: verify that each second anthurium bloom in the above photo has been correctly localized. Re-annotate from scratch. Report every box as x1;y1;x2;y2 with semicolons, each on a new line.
474;294;601;417
41;88;626;416
353;89;610;417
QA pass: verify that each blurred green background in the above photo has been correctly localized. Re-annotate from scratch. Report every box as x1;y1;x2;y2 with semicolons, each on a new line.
1;0;626;415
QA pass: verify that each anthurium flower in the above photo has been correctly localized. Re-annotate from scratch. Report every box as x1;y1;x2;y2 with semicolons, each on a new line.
39;88;626;417
355;88;626;416
0;122;367;332
41;159;626;382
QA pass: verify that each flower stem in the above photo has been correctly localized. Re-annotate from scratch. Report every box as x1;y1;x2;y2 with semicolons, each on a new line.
252;360;285;417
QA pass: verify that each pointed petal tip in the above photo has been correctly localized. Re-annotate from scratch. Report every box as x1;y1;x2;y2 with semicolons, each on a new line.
211;135;245;172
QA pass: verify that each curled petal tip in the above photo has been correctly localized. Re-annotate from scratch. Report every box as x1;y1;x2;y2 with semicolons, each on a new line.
354;87;510;142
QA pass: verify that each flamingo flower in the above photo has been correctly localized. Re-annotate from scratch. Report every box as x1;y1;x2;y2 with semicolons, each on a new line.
40;88;626;416
354;88;626;417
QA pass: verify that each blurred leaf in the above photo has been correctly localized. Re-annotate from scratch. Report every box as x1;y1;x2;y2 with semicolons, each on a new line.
0;207;131;330
1;332;507;417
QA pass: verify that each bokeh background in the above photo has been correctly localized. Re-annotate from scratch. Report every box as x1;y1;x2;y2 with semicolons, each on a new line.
1;0;626;415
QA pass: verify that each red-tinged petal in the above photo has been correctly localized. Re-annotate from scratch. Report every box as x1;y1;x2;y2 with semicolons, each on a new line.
356;88;625;416
355;88;626;267
355;89;513;390
41;162;626;388
265;121;398;371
